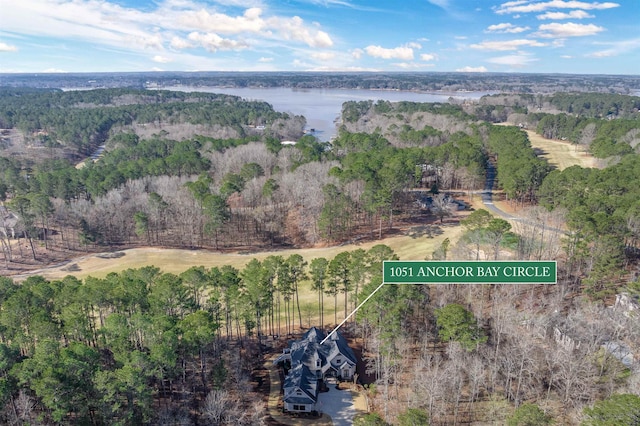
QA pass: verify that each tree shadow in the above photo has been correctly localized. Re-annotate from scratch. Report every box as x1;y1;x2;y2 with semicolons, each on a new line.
533;147;558;171
96;251;125;259
61;263;81;272
532;147;547;156
407;225;443;239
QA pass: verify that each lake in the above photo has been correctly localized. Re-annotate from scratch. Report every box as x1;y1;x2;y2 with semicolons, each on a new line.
161;86;491;140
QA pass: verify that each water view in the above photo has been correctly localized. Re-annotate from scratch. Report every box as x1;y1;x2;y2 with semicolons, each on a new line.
161;86;491;140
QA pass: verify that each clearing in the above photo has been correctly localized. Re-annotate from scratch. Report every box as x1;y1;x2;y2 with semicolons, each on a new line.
496;123;598;171
523;128;598;170
11;223;464;282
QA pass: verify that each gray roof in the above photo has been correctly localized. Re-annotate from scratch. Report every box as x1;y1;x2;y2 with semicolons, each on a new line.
281;327;357;405
284;396;315;405
303;326;326;342
325;331;357;365
290;327;355;363
291;340;326;369
283;364;317;402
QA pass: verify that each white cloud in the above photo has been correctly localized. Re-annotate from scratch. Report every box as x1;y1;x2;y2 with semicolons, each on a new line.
486;23;530;33
536;22;604;38
351;48;364;59
587;37;640;58
0;0;165;51
311;51;336;61
0;42;18;52
304;65;382;72
175;7;265;34
268;16;333;48
153;55;173;63
0;0;335;59
258;56;273;62
454;36;468;40
420;53;437;61
292;58;309;68
495;1;620;15
470;39;546;50
537;10;594;19
132;34;164;50
170;36;193;50
364;45;414;60
487;53;538;67
427;0;451;8
561;55;573;58
456;66;488;72
187;32;249;52
393;62;435;69
301;0;385;12
406;42;422;49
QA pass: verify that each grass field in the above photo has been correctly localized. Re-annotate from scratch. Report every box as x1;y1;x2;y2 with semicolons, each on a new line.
18;223;464;283
13;223;463;331
495;123;597;171
523;128;597;170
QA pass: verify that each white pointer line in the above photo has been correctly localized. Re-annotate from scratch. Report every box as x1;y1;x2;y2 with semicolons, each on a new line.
320;281;386;345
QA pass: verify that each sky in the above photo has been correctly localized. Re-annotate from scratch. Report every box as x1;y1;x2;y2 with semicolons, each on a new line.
0;0;638;74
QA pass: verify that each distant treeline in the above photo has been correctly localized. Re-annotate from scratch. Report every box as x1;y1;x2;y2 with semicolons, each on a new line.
2;71;640;94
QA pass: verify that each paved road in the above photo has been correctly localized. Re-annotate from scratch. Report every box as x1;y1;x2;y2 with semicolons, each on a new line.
480;159;518;220
480;159;567;234
317;379;357;426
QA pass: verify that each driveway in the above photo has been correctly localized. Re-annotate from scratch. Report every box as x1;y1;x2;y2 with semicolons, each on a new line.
481;159;566;234
316;379;357;426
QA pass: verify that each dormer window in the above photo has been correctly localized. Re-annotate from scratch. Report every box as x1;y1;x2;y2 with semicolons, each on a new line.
316;359;321;368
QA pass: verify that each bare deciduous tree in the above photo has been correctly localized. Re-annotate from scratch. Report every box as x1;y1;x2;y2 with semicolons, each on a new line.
202;390;233;425
512;206;566;261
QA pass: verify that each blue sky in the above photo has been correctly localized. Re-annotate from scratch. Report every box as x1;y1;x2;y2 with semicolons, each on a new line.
0;0;638;74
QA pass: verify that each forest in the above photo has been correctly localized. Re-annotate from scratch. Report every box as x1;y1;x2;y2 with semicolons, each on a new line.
0;85;640;425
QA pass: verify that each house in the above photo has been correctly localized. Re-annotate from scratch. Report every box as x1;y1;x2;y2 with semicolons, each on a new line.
274;327;358;413
282;364;319;413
